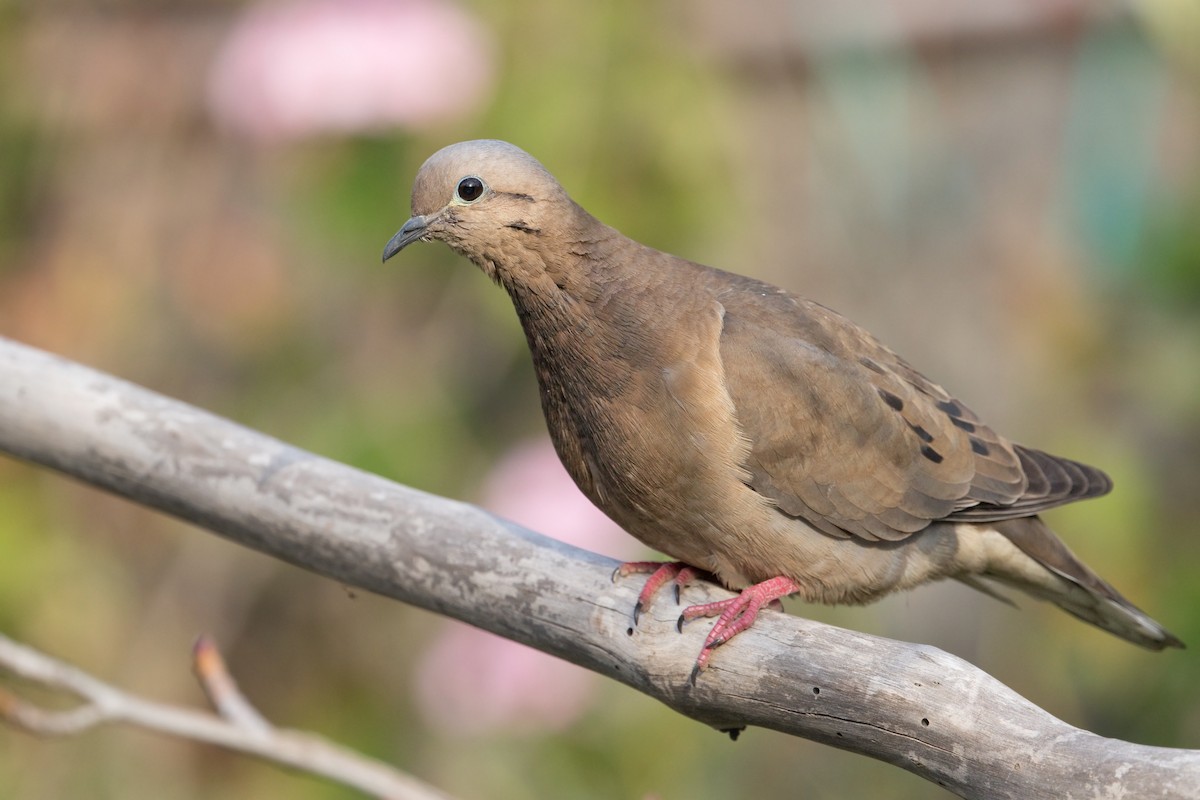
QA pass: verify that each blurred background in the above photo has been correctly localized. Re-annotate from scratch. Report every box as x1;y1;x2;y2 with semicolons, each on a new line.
1;0;1198;797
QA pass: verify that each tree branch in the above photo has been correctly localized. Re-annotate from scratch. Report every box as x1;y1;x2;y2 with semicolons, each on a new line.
0;334;1196;800
0;633;452;800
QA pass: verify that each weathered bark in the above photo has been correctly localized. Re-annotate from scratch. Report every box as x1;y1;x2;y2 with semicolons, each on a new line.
0;335;1196;800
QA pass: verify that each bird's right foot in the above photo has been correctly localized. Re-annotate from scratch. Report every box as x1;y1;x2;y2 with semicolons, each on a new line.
612;560;704;625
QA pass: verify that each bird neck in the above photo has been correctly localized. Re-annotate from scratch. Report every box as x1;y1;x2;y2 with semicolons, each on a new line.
481;205;634;314
488;216;665;370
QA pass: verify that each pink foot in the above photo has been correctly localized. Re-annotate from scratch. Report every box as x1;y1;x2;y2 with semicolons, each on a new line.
612;561;705;625
679;576;800;681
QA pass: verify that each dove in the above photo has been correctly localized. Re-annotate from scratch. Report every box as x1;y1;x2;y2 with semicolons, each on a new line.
382;139;1182;676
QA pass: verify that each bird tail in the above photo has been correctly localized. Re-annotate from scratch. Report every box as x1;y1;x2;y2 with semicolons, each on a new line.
963;517;1184;651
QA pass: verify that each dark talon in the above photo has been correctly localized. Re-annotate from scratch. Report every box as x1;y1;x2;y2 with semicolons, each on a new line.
721;726;744;741
674;583;681;604
610;565;621;584
676;614;686;633
688;664;701;686
633;601;643;626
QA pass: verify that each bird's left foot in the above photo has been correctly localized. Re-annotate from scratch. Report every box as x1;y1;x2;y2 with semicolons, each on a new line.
679;576;800;682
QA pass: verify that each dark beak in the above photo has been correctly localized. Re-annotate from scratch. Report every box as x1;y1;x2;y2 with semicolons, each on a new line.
381;215;430;262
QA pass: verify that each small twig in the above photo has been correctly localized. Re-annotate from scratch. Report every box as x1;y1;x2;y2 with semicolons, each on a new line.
0;686;108;735
0;633;455;800
192;634;271;734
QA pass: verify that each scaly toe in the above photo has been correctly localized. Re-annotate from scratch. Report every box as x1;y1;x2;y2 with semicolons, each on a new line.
680;576;802;678
614;561;691;628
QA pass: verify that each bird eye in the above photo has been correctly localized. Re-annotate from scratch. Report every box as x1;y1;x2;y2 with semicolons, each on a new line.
455;176;485;203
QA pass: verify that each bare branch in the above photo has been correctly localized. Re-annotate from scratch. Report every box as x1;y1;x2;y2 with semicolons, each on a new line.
0;334;1197;800
192;635;272;734
0;632;453;800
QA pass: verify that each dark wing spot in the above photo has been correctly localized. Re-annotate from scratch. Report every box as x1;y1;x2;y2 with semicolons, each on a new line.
878;389;904;412
921;445;944;464
936;399;963;417
950;416;977;433
908;423;934;443
859;357;886;375
970;438;990;456
505;221;542;235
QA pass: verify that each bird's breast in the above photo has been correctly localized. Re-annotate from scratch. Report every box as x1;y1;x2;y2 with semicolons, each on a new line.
519;291;768;569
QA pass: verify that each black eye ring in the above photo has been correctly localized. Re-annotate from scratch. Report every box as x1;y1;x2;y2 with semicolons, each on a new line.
456;176;485;203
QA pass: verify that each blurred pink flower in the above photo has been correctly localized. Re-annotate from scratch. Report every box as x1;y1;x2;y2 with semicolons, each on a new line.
477;437;642;558
206;0;494;141
414;624;597;737
414;437;644;737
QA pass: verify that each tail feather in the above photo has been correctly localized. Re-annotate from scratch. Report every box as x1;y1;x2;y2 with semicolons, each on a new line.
972;518;1184;651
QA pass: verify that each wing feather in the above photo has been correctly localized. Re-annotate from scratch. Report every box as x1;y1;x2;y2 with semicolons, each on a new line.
714;280;1110;541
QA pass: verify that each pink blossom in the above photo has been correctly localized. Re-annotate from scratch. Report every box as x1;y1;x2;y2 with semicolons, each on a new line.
414;624;598;737
414;437;644;736
477;437;641;559
206;0;494;141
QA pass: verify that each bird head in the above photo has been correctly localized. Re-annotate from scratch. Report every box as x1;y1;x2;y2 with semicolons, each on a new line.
382;140;574;275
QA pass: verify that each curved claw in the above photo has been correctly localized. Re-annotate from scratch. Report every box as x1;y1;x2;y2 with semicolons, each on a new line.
682;576;801;679
613;561;689;628
616;565;802;683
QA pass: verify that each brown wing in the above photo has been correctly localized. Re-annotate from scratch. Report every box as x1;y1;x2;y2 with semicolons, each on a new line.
714;281;1111;542
949;445;1112;521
